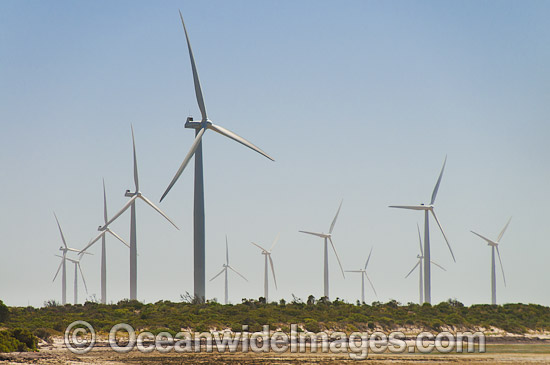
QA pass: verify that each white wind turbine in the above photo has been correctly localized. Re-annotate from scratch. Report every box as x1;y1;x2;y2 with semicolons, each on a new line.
79;180;129;304
299;200;345;300
55;255;88;305
210;236;248;304
52;213;91;305
470;217;511;305
160;11;274;302
405;224;446;304
389;157;455;304
100;126;179;300
345;247;377;304
251;234;280;303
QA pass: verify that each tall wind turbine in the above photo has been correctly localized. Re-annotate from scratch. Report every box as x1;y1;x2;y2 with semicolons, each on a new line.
100;126;179;300
52;213;91;305
56;255;88;305
389;157;455;304
159;11;274;302
405;224;446;304
210;236;248;304
79;180;129;304
251;234;279;303
345;247;377;304
470;217;511;305
299;200;345;300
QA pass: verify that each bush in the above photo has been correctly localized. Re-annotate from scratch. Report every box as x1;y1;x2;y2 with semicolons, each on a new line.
0;300;8;322
0;329;38;352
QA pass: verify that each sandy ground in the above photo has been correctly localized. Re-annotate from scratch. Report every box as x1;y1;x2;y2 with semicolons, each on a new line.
2;339;550;364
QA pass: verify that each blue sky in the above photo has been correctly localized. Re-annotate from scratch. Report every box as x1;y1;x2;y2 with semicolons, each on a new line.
1;0;549;307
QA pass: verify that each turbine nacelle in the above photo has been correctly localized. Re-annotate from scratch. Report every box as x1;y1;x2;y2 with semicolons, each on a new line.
125;190;141;197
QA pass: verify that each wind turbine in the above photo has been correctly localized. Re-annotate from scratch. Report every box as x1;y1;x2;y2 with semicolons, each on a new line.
470;217;511;305
52;213;91;305
55;255;88;305
389;156;454;304
210;236;248;304
405;224;446;304
159;11;274;302
299;200;345;300
100;126;179;300
345;247;377;304
79;180;130;304
251;234;279;303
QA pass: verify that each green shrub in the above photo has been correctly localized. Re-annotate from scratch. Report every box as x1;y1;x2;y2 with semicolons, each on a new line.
0;329;38;353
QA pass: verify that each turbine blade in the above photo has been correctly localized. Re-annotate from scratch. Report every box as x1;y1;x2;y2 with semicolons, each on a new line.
345;270;363;273
208;123;274;161
365;273;378;297
66;248;87;254
496;246;506;287
329;199;343;234
209;267;226;282
405;260;421;278
268;255;278;290
228;265;248;282
107;229;130;248
364;247;373;270
225;235;229;265
103;179;108;223
430;210;456;262
178;10;207;120
417;223;423;255
160;127;206;202
78;263;88;294
430;155;447;205
298;230;325;238
101;195;139;229
497;217;512;242
430;260;447;271
52;260;63;282
269;232;280;252
80;231;106;254
131;125;139;192
54;213;68;248
139;195;179;230
251;242;268;252
470;230;496;245
388;205;427;211
328;237;346;279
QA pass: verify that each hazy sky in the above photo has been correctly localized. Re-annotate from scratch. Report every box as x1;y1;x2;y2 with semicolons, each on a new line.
1;0;549;308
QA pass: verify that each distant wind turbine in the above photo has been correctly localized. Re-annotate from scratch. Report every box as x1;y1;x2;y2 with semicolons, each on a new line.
159;11;274;302
100;126;179;300
52;213;91;305
405;224;446;304
389;157;454;304
79;180;129;304
345;247;377;304
210;236;248;304
470;217;511;305
251;234;280;303
299;200;345;300
56;255;88;305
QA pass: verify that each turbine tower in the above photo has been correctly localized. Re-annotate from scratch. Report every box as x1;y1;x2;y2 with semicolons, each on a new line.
101;126;179;300
160;11;274;302
79;180;129;304
389;157;455;304
251;234;279;303
405;224;446;304
57;256;88;305
52;213;90;305
210;236;248;304
470;217;511;305
299;200;345;300
345;247;377;304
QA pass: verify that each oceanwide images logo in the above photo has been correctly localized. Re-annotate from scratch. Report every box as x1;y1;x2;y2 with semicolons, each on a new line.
65;321;486;360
